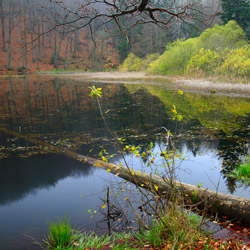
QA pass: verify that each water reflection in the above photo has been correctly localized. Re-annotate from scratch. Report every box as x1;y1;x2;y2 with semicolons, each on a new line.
0;77;250;197
0;76;250;249
216;118;250;193
0;155;92;206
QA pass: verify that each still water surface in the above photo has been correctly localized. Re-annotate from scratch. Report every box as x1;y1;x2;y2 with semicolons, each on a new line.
0;77;250;249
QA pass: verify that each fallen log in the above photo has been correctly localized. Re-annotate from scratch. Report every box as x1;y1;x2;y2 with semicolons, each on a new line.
1;127;250;225
78;155;250;225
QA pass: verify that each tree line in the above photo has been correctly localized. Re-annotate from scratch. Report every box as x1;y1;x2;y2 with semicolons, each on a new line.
0;0;249;71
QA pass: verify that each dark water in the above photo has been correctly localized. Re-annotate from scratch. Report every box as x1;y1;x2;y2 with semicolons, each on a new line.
0;77;250;249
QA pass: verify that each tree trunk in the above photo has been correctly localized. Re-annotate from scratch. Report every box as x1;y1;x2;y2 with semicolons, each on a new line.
42;15;47;64
77;156;250;226
0;0;6;51
56;31;64;66
7;2;12;70
30;11;35;63
64;35;69;69
37;17;41;61
54;28;58;67
23;6;28;69
73;29;79;58
20;15;24;67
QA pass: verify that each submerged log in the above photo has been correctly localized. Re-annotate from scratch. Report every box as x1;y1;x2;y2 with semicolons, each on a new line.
1;127;250;225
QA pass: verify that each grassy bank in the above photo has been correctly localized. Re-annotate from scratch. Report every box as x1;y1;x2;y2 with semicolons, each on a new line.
44;210;242;250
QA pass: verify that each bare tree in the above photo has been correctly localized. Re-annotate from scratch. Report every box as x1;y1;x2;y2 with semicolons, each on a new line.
48;0;219;42
7;0;17;70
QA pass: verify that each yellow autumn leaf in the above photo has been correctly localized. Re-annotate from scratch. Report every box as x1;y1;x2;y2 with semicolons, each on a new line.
178;90;184;95
154;185;159;191
101;204;107;209
107;169;111;172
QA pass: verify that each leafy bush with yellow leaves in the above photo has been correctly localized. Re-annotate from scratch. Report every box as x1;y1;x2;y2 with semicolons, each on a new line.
186;49;223;75
217;45;250;78
119;53;159;72
140;53;159;71
119;53;142;72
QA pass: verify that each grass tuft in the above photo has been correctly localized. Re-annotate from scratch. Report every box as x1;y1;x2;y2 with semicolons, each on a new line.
44;216;74;249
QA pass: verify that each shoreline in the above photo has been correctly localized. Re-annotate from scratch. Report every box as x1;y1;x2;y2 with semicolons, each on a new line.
39;71;250;97
1;71;250;97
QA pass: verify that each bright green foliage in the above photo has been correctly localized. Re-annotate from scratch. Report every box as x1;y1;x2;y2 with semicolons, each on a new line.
147;21;248;77
186;49;223;75
119;53;142;72
45;217;74;249
217;45;250;78
119;53;159;72
139;53;159;71
230;156;250;185
119;21;249;78
198;21;247;51
149;38;199;75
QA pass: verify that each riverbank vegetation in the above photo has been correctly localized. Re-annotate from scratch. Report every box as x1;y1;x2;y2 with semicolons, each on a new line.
230;156;250;185
120;21;250;81
45;211;242;250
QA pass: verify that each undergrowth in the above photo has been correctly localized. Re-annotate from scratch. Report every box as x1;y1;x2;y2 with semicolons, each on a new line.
44;210;242;249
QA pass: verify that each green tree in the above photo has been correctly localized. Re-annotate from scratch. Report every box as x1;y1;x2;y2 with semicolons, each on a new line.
220;0;250;36
117;36;131;62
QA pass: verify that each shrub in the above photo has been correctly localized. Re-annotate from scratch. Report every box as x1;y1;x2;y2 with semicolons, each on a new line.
119;53;142;72
149;38;199;75
186;48;223;75
198;20;248;51
217;45;250;78
147;21;248;76
140;53;160;71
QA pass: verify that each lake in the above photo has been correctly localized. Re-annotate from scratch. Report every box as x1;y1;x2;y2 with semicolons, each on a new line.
0;76;250;249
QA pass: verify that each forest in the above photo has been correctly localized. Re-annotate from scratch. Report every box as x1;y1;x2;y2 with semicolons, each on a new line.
0;0;250;249
0;0;243;74
0;0;249;78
